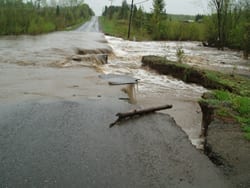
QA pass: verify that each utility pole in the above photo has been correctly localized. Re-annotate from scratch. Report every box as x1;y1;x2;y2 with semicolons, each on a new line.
127;0;134;39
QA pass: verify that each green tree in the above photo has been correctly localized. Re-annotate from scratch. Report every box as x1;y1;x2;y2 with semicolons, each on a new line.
151;0;166;39
134;6;144;28
210;0;231;49
0;0;93;35
241;0;250;59
119;0;129;19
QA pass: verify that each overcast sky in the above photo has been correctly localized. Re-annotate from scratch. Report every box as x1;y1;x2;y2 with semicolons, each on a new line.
84;0;209;16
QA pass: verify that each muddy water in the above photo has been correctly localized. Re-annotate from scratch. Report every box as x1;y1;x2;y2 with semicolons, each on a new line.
0;31;119;105
101;36;250;148
1;32;249;149
0;31;111;67
101;37;207;148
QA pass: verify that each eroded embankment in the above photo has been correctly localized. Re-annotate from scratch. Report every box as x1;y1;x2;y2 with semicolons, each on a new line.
199;97;250;188
142;55;250;96
142;55;250;188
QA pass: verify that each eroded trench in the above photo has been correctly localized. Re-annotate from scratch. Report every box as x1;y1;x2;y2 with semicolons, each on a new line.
1;31;249;149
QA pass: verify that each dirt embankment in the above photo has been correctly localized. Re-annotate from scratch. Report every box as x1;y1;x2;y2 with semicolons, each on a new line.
199;99;250;188
142;56;234;92
142;55;250;188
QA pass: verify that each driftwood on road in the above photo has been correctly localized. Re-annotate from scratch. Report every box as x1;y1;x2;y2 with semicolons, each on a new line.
110;104;173;128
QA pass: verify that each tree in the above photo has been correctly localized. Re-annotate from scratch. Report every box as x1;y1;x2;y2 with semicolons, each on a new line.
242;0;250;59
210;0;230;49
208;0;249;57
151;0;166;39
119;0;129;19
134;6;145;29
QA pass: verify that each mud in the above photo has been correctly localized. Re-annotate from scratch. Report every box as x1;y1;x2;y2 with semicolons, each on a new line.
200;102;250;188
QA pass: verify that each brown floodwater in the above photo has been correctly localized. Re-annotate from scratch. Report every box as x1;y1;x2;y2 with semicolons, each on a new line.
0;31;249;149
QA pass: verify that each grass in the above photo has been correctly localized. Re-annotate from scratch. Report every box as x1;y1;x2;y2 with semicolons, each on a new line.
142;55;250;140
99;17;154;41
201;90;250;140
205;70;250;96
99;16;206;41
207;90;250;140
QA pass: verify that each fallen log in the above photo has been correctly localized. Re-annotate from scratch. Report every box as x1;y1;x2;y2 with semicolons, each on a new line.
110;104;173;128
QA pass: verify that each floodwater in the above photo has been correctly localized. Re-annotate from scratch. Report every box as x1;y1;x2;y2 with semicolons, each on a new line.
0;31;111;67
101;36;250;148
0;30;249;149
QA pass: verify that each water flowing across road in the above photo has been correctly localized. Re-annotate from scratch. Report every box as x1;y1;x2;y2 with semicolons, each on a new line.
0;18;249;148
0;17;248;187
100;36;249;148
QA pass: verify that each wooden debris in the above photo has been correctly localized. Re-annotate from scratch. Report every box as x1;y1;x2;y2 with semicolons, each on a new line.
110;104;173;128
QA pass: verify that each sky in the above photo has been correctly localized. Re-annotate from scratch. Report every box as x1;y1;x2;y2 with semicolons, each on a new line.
84;0;210;16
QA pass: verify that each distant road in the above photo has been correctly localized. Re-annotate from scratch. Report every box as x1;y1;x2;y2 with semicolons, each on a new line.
76;16;100;32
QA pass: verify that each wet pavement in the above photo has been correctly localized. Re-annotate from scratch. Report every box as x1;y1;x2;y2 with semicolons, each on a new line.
0;99;230;188
0;16;244;187
76;16;100;32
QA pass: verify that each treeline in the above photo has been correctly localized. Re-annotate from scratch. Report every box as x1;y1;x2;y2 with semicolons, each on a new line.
101;0;250;58
205;0;250;56
102;0;205;41
0;0;94;35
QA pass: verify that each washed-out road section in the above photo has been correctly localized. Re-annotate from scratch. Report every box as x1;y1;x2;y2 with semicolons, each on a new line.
0;17;231;187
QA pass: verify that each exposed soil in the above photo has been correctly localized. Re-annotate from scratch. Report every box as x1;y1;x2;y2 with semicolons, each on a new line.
200;104;250;188
142;55;233;92
142;55;250;187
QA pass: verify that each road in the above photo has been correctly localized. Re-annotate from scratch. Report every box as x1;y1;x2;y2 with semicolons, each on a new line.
76;16;100;32
0;17;231;187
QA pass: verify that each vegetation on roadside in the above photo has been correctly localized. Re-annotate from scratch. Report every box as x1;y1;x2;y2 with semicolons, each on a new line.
0;0;94;35
202;91;250;140
99;16;151;40
176;47;185;63
100;0;250;58
99;0;205;41
142;55;250;140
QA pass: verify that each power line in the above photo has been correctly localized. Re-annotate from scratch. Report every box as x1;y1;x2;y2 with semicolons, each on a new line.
134;0;151;5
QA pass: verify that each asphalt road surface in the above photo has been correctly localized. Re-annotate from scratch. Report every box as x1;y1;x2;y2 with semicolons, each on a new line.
76;16;100;32
0;98;230;188
0;17;231;187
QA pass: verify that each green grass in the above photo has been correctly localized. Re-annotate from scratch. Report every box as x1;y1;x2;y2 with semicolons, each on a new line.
204;90;250;140
99;17;151;40
99;16;206;41
243;126;250;140
205;70;250;96
142;55;250;140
